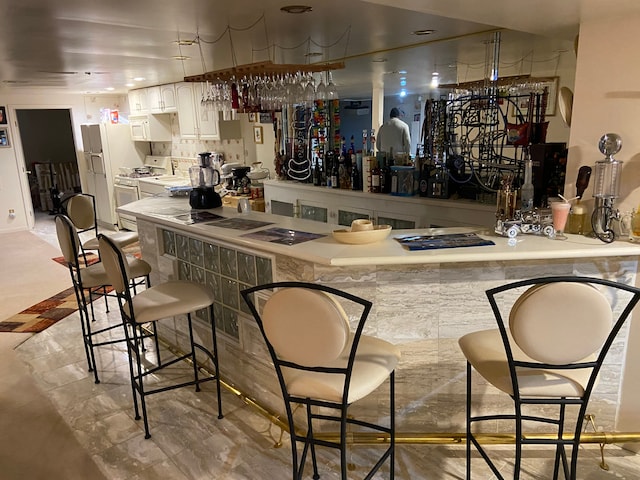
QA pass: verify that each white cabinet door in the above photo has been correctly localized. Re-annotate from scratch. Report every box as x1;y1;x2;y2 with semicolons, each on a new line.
196;101;220;139
128;89;148;114
176;82;219;139
160;84;177;112
176;82;198;138
148;85;177;113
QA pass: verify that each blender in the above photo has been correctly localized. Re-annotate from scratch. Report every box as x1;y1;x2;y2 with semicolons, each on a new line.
189;152;222;209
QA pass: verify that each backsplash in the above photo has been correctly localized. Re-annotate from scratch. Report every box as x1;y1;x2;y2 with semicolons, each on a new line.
150;112;248;175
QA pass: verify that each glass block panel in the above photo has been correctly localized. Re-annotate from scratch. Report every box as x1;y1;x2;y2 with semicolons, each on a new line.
300;204;328;223
270;200;294;217
205;271;222;301
237;252;256;285
377;216;415;229
222;307;239;339
221;277;239;309
191;265;205;285
213;302;224;331
195;306;211;325
337;210;370;227
162;230;176;256
204;243;219;272
256;256;273;286
178;261;191;281
239;283;252;315
189;238;204;267
176;234;190;261
220;247;237;279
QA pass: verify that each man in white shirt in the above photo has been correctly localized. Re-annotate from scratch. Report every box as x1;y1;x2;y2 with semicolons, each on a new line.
376;107;411;156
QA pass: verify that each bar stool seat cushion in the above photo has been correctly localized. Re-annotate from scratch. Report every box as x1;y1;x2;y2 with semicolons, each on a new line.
75;256;151;289
83;231;139;251
124;281;215;325
285;333;401;403
459;329;594;398
262;287;401;404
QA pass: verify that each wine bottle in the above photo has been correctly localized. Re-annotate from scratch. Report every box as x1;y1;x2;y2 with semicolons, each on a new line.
313;158;321;186
371;160;381;193
351;154;360;190
520;155;534;211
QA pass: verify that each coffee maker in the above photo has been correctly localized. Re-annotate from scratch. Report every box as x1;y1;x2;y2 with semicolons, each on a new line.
189;152;222;209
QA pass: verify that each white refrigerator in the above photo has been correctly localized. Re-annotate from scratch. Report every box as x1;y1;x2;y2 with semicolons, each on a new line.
81;123;150;227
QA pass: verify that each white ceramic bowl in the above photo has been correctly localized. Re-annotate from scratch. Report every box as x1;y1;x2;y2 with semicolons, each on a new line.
332;225;392;245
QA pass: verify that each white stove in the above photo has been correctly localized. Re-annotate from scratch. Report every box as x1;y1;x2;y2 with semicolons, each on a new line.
114;156;172;230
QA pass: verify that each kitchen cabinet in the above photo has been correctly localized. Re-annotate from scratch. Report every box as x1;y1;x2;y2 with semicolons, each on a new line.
128;88;148;114
129;114;172;142
175;82;219;140
148;84;177;113
263;180;496;229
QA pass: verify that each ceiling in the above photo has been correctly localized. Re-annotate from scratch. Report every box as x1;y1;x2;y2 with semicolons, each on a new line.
1;0;638;99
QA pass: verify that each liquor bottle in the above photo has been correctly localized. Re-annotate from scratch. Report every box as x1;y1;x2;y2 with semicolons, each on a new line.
325;150;334;188
520;154;534;211
427;163;449;199
371;160;381;193
351;154;360;190
331;150;340;189
313;157;322;186
370;129;376;156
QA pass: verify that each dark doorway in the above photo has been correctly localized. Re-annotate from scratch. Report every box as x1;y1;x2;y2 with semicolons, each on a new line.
16;109;80;214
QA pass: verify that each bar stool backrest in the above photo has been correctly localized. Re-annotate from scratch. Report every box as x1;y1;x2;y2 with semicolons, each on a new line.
508;282;613;364
55;214;83;267
98;235;131;294
262;287;351;366
65;193;97;231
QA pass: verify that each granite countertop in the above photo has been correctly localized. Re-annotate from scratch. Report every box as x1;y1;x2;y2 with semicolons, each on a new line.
119;196;640;266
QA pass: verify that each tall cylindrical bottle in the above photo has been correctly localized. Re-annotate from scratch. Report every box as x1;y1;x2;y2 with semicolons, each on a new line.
520;155;534;211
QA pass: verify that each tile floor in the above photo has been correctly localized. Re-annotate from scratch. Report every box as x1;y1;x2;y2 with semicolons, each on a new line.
10;212;640;479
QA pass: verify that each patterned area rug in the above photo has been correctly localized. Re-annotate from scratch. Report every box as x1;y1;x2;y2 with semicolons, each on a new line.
0;287;79;333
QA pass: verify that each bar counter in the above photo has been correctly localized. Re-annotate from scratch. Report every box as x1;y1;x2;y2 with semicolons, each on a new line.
120;196;640;441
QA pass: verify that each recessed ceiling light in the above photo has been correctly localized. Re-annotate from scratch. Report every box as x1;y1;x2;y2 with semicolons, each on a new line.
172;56;191;60
125;83;135;87
398;70;407;75
280;5;313;14
105;87;115;91
413;29;435;36
399;89;407;98
371;58;387;63
133;77;145;82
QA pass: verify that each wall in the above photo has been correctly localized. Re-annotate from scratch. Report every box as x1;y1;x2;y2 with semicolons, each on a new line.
0;90;124;232
566;14;640;447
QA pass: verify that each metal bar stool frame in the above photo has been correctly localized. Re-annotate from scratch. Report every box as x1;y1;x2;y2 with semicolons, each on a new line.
462;275;640;480
242;281;398;480
55;214;156;384
98;234;223;439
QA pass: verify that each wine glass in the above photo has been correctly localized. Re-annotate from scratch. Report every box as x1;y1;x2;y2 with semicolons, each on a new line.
303;73;316;107
326;71;339;100
315;72;327;100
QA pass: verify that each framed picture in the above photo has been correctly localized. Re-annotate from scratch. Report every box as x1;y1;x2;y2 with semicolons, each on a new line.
253;125;263;144
509;77;559;119
0;106;7;125
248;112;257;122
0;127;10;147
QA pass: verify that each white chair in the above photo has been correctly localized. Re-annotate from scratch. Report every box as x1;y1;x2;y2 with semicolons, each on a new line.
459;276;640;480
55;214;153;384
98;234;223;439
241;281;401;479
63;193;138;254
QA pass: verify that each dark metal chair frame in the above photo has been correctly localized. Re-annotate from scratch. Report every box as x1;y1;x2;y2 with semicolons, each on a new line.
55;214;154;384
465;275;640;480
99;234;223;439
241;281;395;480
